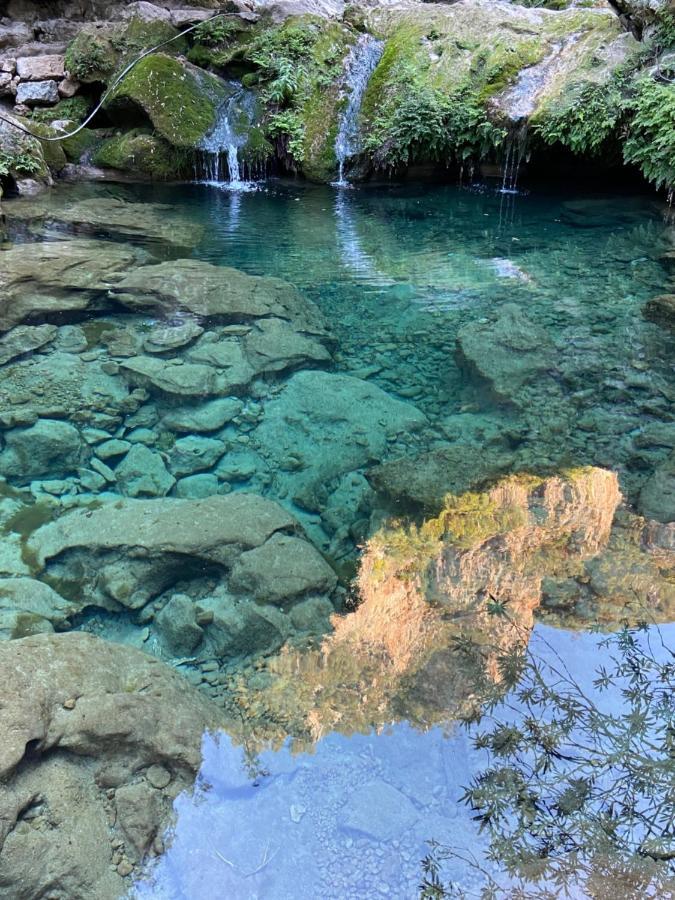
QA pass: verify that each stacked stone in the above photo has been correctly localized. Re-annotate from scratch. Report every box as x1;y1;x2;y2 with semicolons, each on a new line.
0;53;79;112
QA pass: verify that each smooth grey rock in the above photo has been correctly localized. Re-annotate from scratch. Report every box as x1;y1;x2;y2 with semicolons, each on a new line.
199;595;288;660
16;79;59;105
168;436;226;477
96;439;132;460
229;532;337;604
29;493;297;569
120;357;216;397
163;397;243;433
115;445;175;498
174;473;220;499
0;324;57;365
0;419;81;480
155;594;203;656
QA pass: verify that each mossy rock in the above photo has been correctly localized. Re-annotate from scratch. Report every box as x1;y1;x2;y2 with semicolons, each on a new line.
92;129;188;180
65;29;119;83
52;122;102;163
14;119;67;173
103;53;225;148
30;96;91;125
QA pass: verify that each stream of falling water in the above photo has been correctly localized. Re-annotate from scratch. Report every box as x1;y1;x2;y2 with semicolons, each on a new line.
196;83;256;189
334;34;384;186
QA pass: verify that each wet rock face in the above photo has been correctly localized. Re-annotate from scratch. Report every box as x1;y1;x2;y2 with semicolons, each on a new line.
0;632;226;899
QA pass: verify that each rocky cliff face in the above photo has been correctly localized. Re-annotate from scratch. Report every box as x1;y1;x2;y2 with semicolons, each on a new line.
0;0;673;191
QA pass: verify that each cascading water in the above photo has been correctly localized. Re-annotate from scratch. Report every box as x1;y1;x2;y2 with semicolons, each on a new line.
196;83;257;189
334;34;383;186
499;122;529;195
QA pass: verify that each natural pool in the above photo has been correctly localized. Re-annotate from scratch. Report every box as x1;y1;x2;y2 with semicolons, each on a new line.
0;177;673;898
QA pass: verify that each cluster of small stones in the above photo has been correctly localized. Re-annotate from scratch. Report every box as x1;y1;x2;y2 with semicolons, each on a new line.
0;53;78;113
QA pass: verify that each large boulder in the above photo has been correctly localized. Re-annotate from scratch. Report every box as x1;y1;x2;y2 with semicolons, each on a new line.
0;240;139;332
6;196;204;250
456;303;556;403
0;419;82;480
28;493;297;569
0;632;225;899
103;53;225;149
253;370;427;512
109;258;330;335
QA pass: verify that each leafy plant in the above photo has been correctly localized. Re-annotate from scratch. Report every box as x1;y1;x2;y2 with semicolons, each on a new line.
535;80;624;156
268;109;305;159
0;148;41;178
193;17;240;48
623;75;675;192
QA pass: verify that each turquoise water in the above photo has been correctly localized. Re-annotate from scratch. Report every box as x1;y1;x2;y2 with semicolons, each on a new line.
1;178;674;896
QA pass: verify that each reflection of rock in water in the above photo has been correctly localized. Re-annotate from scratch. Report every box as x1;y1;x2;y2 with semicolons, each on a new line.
232;467;674;747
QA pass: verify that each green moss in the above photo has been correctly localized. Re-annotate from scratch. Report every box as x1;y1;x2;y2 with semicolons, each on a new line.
30;96;91;125
92;129;187;179
360;21;513;171
65;30;118;83
242;16;353;178
14;120;67;172
104;53;225;148
114;17;185;57
55;124;101;163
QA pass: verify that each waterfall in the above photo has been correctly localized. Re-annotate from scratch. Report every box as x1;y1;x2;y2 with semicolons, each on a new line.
499;122;529;195
196;83;256;189
334;34;383;186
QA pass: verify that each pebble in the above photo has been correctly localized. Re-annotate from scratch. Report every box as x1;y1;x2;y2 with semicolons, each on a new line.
62;698;76;710
146;764;172;789
117;860;133;877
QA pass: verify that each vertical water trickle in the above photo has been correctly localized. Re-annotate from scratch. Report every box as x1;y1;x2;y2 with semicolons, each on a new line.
196;83;256;188
334;34;384;186
499;121;528;194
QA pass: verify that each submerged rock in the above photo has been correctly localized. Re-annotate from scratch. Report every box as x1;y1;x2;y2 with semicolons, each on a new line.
0;632;225;899
0;577;78;639
120;356;217;397
6;196;204;250
254;370;427;511
456;303;555;402
109;258;329;334
639;451;675;524
368;444;513;513
28;493;296;569
162;397;243;433
0;324;57;366
229;532;338;604
0;240;139;332
115;444;175;497
0;419;82;480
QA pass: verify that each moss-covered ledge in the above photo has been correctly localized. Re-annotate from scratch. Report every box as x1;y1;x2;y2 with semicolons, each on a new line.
103;53;226;149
